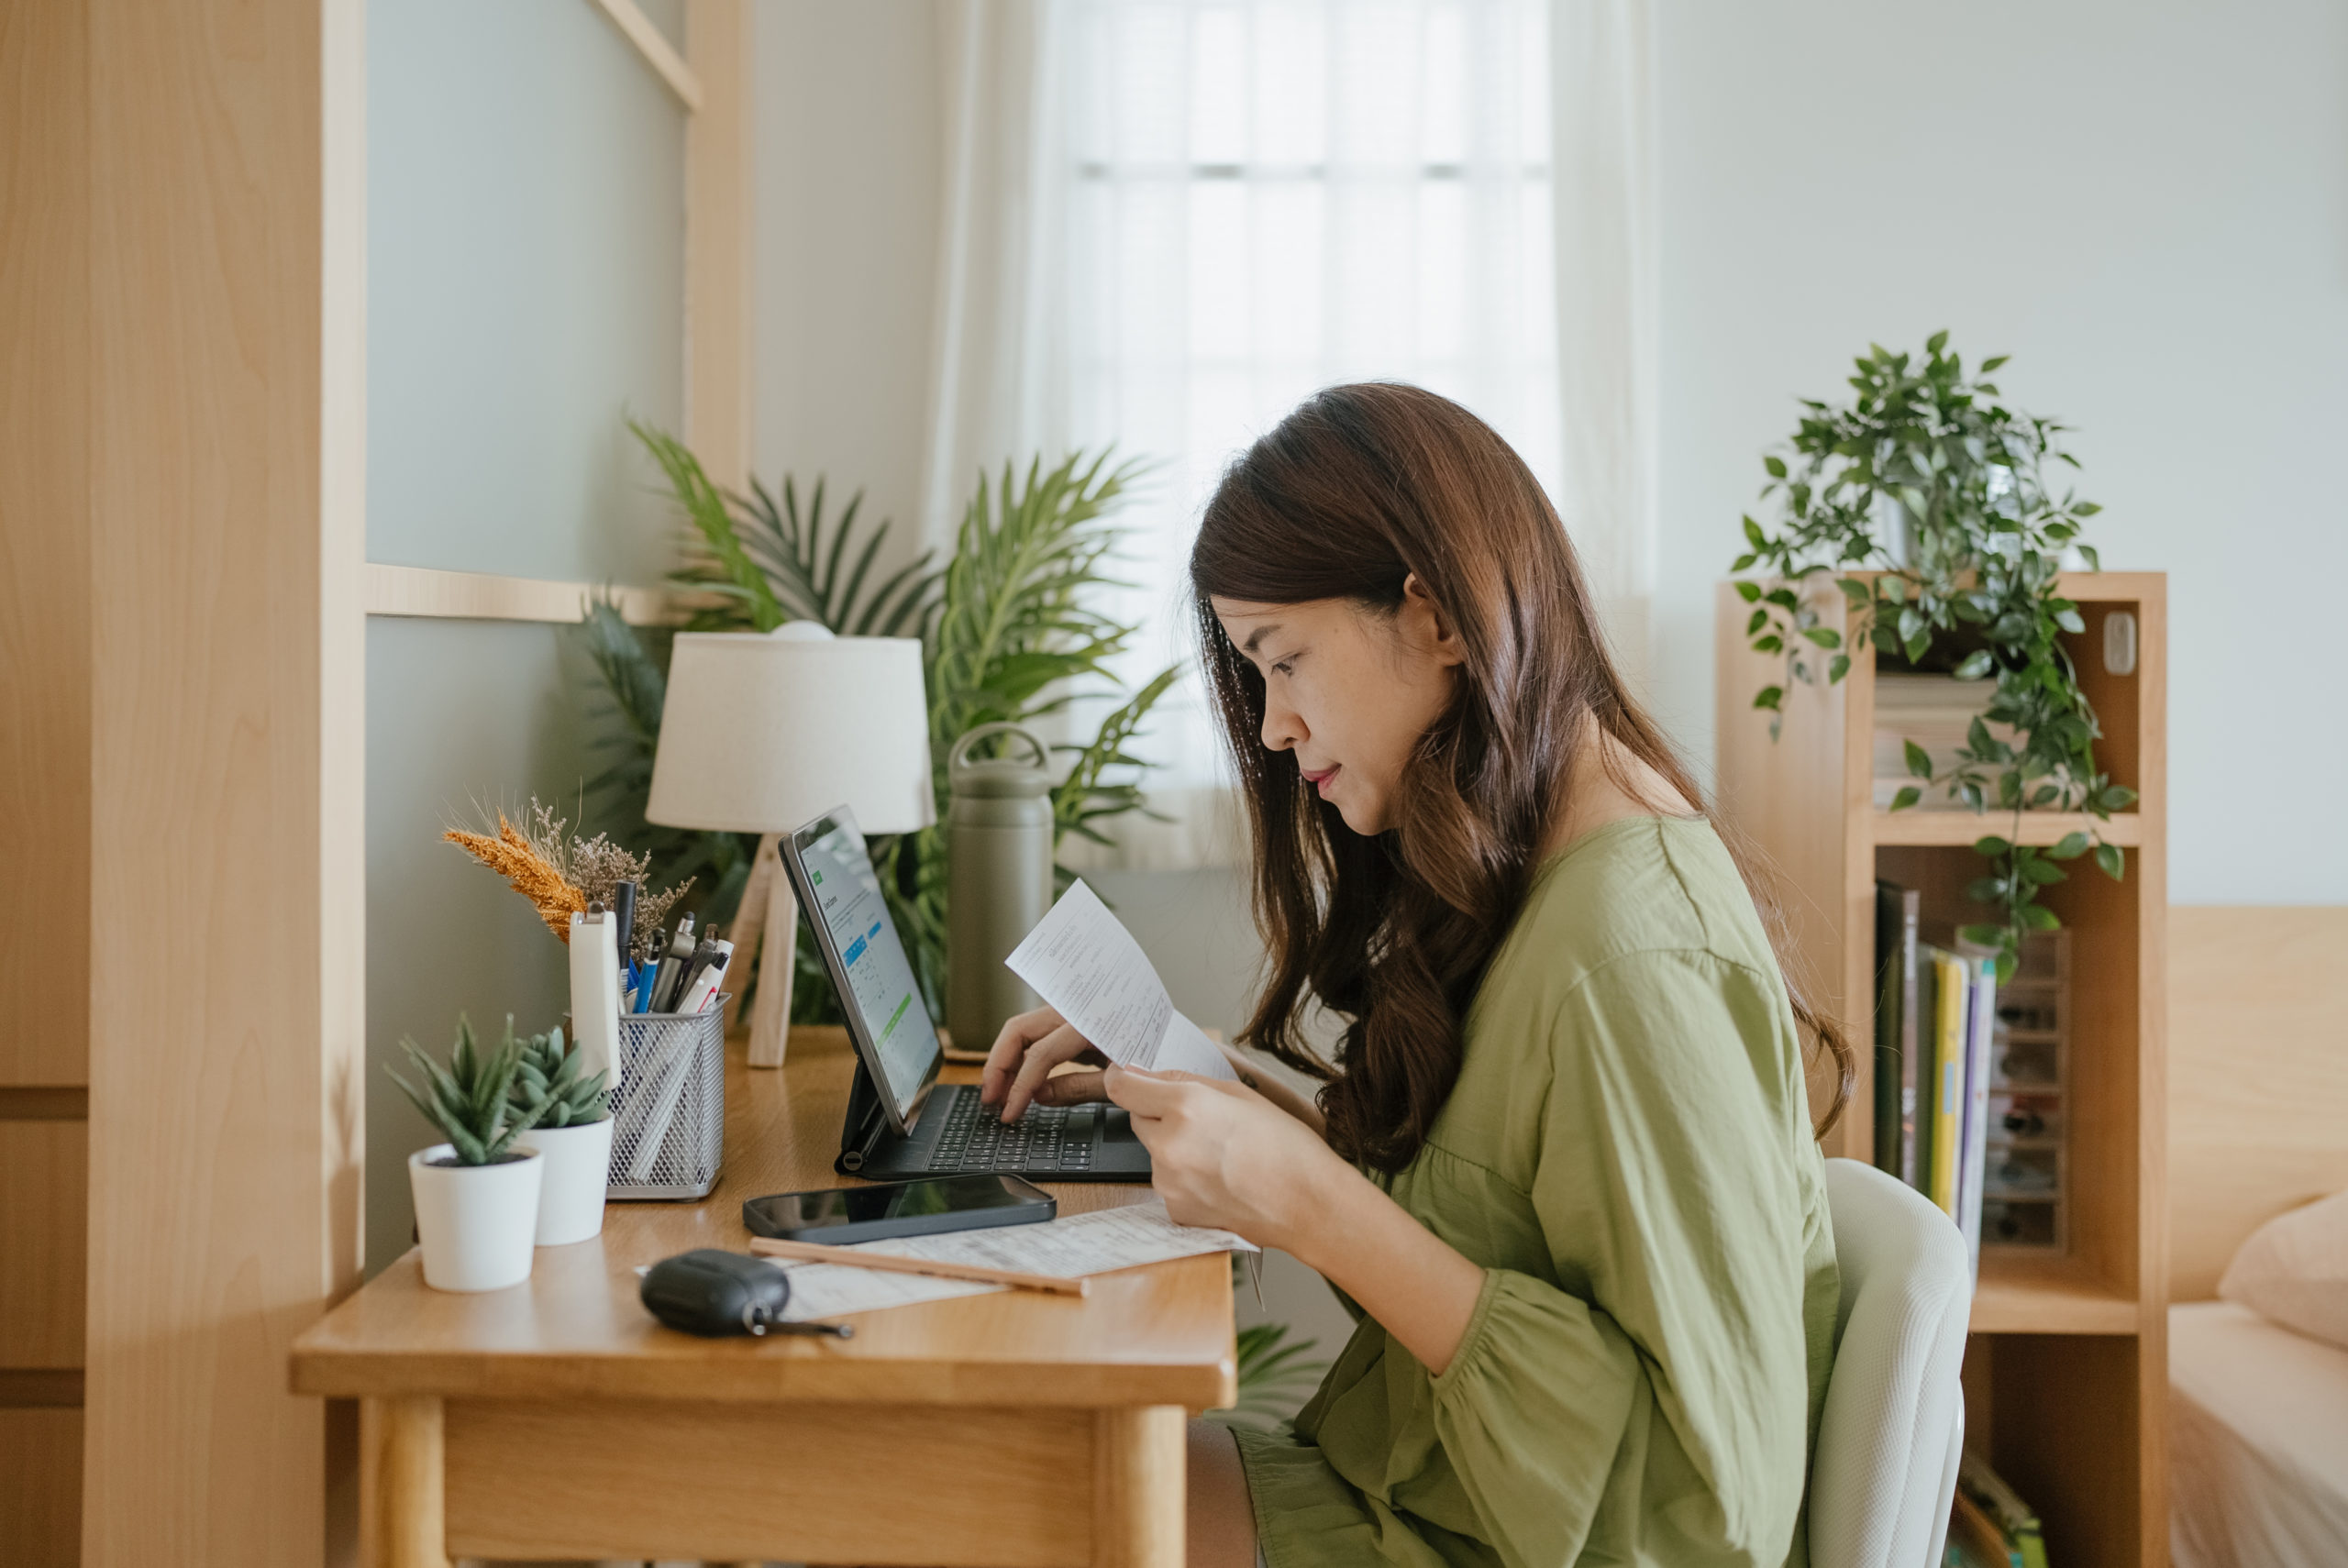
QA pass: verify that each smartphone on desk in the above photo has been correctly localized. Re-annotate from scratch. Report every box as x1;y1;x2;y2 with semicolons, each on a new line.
743;1174;1056;1245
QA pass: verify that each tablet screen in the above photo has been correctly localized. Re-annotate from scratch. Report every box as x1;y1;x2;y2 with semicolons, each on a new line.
790;810;939;1125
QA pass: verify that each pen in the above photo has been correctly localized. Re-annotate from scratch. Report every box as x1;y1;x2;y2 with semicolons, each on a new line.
673;927;722;1005
611;878;637;971
678;944;732;1014
746;1237;1090;1297
650;914;696;1012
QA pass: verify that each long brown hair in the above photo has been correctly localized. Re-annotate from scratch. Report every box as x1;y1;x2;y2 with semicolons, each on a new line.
1190;382;1852;1172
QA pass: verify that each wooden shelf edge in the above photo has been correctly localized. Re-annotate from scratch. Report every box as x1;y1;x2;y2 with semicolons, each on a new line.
1969;1255;2140;1335
1870;812;2143;848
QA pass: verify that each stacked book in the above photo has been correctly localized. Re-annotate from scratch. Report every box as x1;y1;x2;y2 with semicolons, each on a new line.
1945;1452;2051;1568
1872;887;2071;1275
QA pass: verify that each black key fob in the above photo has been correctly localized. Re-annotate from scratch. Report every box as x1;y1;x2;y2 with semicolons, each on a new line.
639;1249;797;1337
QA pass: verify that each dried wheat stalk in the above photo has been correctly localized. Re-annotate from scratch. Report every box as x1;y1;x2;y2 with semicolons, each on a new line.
446;799;692;960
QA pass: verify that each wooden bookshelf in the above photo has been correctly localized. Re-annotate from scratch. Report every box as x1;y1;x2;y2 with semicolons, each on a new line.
1715;572;2166;1568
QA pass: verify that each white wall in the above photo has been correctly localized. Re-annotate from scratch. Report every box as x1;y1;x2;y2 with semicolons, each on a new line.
365;0;687;1275
754;0;944;546
1654;0;2348;904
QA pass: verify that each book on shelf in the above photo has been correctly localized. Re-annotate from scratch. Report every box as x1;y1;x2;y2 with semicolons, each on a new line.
1872;883;1921;1177
1954;944;1999;1280
1945;1487;2023;1568
1927;946;1966;1217
1870;887;2010;1275
1956;1452;2050;1568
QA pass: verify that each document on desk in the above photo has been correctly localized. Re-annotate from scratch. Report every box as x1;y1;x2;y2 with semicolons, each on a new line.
1004;880;1237;1081
766;1198;1257;1321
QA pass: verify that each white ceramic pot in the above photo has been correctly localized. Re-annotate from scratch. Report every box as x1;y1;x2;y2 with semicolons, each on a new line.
407;1143;542;1292
518;1117;612;1246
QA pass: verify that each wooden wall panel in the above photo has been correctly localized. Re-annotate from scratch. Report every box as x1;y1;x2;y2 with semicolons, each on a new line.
2168;905;2348;1300
82;0;367;1563
0;0;92;1087
0;1121;87;1369
0;1408;84;1568
1713;581;1863;1154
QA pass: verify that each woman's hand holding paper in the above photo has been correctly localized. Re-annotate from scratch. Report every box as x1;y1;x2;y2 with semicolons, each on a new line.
1100;1064;1350;1255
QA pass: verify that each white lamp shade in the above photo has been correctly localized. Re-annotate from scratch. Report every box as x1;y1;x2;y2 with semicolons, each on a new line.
646;625;935;834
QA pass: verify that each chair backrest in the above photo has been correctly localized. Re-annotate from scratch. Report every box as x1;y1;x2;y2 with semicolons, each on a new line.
1809;1157;1973;1568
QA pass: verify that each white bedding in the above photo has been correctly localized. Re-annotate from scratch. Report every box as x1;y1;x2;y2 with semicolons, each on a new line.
2170;1300;2348;1568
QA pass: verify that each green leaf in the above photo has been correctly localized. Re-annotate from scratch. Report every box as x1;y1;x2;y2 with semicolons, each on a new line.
1800;626;1842;649
1979;354;2010;372
1764;455;1788;479
1958;922;2008;948
2054;608;2086;634
1952;650;1994;680
1927;328;1949;355
1732;553;1757;572
2094;843;2126;879
1827;653;1851;683
1746;609;1767;636
2046;831;2091;860
2021;903;2063;932
1888;785;1922;812
1973;835;2012;857
1754;635;1783;653
1743;515;1766;549
1905;740;1934;779
1735;580;1763;603
1754;686;1783;712
633;424;785;632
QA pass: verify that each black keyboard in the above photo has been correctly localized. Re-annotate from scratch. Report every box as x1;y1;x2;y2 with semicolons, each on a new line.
922;1086;1093;1175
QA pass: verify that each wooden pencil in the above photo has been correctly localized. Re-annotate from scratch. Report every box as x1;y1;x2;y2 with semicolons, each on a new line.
746;1236;1090;1297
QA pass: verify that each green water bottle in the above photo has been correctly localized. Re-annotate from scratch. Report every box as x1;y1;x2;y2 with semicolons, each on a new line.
947;723;1055;1056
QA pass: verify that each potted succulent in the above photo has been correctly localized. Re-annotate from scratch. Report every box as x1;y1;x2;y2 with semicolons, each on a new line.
510;1025;613;1246
387;1015;548;1292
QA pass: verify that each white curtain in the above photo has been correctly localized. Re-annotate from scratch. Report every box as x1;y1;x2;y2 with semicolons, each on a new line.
920;0;1070;547
924;0;1656;871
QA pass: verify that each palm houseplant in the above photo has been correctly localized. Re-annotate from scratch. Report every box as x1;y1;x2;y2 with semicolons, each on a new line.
510;1024;612;1247
1728;333;2133;977
575;427;1178;1021
387;1014;549;1292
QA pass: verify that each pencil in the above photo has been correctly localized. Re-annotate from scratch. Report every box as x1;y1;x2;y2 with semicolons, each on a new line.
747;1237;1090;1297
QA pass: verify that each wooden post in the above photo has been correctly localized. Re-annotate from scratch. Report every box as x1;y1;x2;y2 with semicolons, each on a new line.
1093;1407;1184;1568
360;1397;448;1568
746;851;799;1068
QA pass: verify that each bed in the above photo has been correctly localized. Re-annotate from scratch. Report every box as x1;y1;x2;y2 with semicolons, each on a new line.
2166;908;2348;1566
2168;1300;2348;1568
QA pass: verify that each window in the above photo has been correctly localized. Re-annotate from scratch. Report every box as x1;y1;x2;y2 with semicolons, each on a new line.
1058;0;1561;862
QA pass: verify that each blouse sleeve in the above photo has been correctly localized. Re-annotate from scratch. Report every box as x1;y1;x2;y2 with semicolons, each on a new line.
1425;950;1818;1568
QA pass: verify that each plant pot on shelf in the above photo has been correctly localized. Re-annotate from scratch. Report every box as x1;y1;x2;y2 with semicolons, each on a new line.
519;1117;611;1246
408;1143;543;1292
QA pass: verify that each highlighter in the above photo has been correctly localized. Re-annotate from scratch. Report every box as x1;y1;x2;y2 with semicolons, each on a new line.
650;914;697;1012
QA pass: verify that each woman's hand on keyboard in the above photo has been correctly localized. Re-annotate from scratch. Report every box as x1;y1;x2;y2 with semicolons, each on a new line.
980;1005;1113;1122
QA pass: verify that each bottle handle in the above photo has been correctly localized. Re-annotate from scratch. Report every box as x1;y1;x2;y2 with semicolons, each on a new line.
947;722;1050;775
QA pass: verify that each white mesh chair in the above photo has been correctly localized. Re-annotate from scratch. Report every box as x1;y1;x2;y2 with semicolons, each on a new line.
1810;1157;1973;1568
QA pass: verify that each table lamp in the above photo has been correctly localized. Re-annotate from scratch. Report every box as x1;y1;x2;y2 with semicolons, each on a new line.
647;623;933;1067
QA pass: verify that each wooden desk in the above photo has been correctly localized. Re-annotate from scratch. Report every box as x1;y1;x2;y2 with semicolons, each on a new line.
291;1027;1235;1568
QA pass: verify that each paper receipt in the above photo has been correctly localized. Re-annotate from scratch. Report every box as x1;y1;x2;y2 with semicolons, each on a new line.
1003;880;1235;1080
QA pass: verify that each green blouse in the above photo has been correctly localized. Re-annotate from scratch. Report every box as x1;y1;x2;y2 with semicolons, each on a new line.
1233;815;1838;1568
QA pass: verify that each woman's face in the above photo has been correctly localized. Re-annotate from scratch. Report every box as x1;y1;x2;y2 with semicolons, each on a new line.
1212;578;1465;836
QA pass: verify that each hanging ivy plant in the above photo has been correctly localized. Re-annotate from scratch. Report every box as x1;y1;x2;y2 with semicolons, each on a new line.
1730;333;2135;977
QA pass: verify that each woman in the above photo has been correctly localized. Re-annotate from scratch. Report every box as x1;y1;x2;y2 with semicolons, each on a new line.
982;383;1850;1568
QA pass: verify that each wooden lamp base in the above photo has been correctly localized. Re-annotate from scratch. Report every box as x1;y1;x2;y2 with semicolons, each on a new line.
724;832;798;1068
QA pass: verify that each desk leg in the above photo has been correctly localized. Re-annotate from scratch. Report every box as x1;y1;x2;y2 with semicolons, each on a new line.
1094;1407;1185;1568
360;1396;449;1568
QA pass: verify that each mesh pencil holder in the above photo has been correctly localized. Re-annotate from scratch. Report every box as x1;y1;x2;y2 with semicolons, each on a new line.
605;999;728;1200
